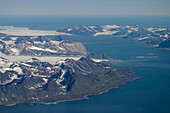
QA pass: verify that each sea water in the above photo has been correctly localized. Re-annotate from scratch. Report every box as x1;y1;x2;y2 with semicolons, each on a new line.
0;16;170;28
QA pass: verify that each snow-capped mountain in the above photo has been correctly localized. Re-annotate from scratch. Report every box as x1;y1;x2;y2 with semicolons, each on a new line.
57;25;170;47
0;35;87;56
0;56;137;105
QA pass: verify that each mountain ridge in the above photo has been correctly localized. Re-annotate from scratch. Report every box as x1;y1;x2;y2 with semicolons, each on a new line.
57;25;170;48
0;35;87;56
0;56;137;106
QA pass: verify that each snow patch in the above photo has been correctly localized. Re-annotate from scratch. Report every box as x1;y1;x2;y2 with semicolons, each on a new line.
50;40;61;46
147;28;154;31
138;37;149;40
93;31;119;36
56;70;66;85
67;28;72;32
158;28;166;31
0;67;23;74
91;58;109;62
164;34;168;38
104;25;120;29
0;26;71;36
29;46;58;53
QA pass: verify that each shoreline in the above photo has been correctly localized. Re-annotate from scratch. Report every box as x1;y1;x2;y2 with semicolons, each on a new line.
1;76;140;107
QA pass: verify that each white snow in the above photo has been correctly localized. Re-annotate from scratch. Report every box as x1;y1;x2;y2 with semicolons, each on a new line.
164;34;168;38
42;78;48;84
32;73;51;78
138;37;149;40
1;40;15;45
50;40;61;46
33;41;43;44
91;58;109;62
92;25;120;36
10;37;18;41
89;26;97;29
160;35;163;37
21;63;32;67
93;31;119;36
10;74;19;80
56;70;66;85
0;57;12;68
0;26;71;36
127;30;133;33
28;87;35;90
147;28;154;31
105;66;111;69
125;26;130;28
29;46;58;53
158;28;166;31
154;45;159;47
67;28;72;32
30;46;45;51
11;48;19;53
104;25;120;29
58;46;66;50
11;48;20;55
61;86;67;89
0;55;81;64
83;26;92;31
46;67;51;70
0;67;23;74
130;27;138;31
26;58;39;63
13;67;23;74
60;70;66;80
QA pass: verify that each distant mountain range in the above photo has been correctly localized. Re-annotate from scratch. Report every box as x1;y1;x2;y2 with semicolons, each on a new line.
0;25;169;50
57;25;170;48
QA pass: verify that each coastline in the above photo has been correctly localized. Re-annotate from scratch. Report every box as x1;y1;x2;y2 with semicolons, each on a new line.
1;76;140;107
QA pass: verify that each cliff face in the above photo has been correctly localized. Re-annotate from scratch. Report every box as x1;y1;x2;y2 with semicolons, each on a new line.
0;36;87;56
0;41;14;55
0;57;136;105
61;42;87;55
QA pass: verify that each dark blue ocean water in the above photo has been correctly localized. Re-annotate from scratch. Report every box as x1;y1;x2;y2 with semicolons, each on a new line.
0;16;170;113
0;16;170;28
